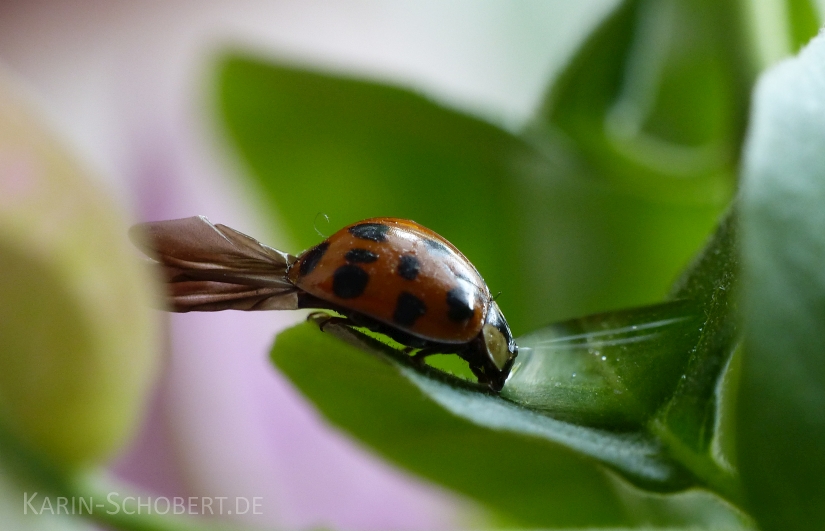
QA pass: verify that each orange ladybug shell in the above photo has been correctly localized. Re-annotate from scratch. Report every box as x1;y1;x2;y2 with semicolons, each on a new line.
287;218;490;344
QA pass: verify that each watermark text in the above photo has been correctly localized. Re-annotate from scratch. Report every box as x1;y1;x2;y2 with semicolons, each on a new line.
23;492;263;516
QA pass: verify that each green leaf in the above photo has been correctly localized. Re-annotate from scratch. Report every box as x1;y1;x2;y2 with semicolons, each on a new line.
0;72;160;468
273;321;637;527
503;300;704;429
273;316;751;527
530;0;751;202
737;32;825;531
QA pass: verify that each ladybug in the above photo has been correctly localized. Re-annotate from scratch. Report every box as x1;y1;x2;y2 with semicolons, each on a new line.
130;216;518;391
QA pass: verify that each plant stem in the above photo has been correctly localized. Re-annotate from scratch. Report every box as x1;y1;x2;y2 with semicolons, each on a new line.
648;419;746;511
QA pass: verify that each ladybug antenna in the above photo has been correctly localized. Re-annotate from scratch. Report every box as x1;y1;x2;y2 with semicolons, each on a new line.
492;291;502;302
313;212;331;238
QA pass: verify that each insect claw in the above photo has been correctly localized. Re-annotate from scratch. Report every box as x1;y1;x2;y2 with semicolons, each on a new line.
307;311;332;328
308;312;354;333
411;347;438;362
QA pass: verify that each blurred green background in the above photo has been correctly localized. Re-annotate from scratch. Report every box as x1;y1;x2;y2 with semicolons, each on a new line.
217;0;751;337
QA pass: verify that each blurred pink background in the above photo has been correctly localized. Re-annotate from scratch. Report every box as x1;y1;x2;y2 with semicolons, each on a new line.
0;2;612;528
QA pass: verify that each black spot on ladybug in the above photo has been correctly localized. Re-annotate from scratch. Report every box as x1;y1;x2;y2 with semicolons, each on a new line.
423;238;450;254
299;242;329;276
332;265;369;299
345;248;378;263
397;255;420;280
446;286;475;322
349;223;389;242
393;292;427;326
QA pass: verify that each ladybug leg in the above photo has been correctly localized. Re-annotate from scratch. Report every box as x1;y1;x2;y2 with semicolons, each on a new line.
411;346;441;362
306;311;356;332
468;364;490;387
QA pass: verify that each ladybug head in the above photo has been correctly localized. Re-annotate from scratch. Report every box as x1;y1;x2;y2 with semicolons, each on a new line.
475;301;518;391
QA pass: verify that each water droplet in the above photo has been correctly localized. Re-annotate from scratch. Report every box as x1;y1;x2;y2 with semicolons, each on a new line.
631;325;638;330
601;356;607;361
572;373;577;378
681;374;687;379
